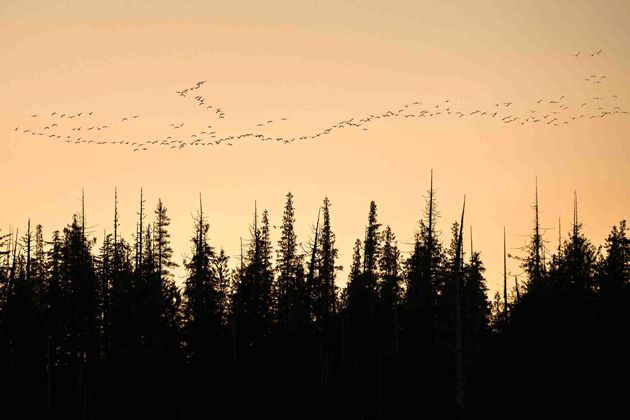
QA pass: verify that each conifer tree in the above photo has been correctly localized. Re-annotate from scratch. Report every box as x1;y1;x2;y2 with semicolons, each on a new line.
183;197;222;360
315;197;339;321
232;205;275;356
153;199;181;350
378;225;401;315
405;173;443;330
598;220;629;296
274;192;306;334
524;180;546;295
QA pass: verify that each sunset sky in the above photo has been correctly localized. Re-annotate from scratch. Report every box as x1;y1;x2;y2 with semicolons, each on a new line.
1;0;629;294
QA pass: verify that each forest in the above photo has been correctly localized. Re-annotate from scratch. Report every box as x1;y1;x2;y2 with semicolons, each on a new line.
0;184;628;419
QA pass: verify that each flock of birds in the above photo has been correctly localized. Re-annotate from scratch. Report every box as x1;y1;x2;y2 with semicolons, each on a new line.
13;50;628;153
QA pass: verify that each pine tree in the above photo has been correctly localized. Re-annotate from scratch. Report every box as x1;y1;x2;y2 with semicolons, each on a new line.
597;220;629;296
60;215;99;415
378;225;401;315
344;237;365;360
315;197;339;321
274;192;306;334
98;232;113;355
376;224;402;398
232;205;274;354
462;251;490;365
363;201;381;277
154;199;178;280
152;199;181;351
405;173;443;329
524;180;546;295
33;224;46;289
183;197;222;360
213;248;231;325
549;193;598;298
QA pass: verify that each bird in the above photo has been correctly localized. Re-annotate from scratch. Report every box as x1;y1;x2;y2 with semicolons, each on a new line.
572;51;580;57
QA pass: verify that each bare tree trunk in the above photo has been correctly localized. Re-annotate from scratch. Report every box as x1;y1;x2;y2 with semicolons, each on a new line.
454;196;466;418
504;227;508;323
307;208;320;320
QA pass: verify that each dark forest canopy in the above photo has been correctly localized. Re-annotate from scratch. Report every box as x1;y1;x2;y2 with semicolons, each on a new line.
0;187;628;419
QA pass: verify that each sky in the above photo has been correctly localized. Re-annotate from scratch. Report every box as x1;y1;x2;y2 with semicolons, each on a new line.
1;0;629;294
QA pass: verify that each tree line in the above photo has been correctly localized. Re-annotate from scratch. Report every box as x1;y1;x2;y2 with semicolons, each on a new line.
0;181;628;419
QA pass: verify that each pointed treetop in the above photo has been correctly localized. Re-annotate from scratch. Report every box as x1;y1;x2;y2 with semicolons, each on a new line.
470;225;474;261
254;200;258;232
458;195;466;260
81;188;86;239
573;190;579;239
503;226;508;318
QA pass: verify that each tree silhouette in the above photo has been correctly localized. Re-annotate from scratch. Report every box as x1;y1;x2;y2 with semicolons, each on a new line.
0;187;627;419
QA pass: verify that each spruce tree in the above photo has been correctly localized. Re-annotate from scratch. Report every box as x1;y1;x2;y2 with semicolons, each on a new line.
315;197;339;321
274;192;306;334
598;220;629;296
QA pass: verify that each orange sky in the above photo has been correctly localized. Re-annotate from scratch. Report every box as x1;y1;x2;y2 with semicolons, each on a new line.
1;0;629;294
